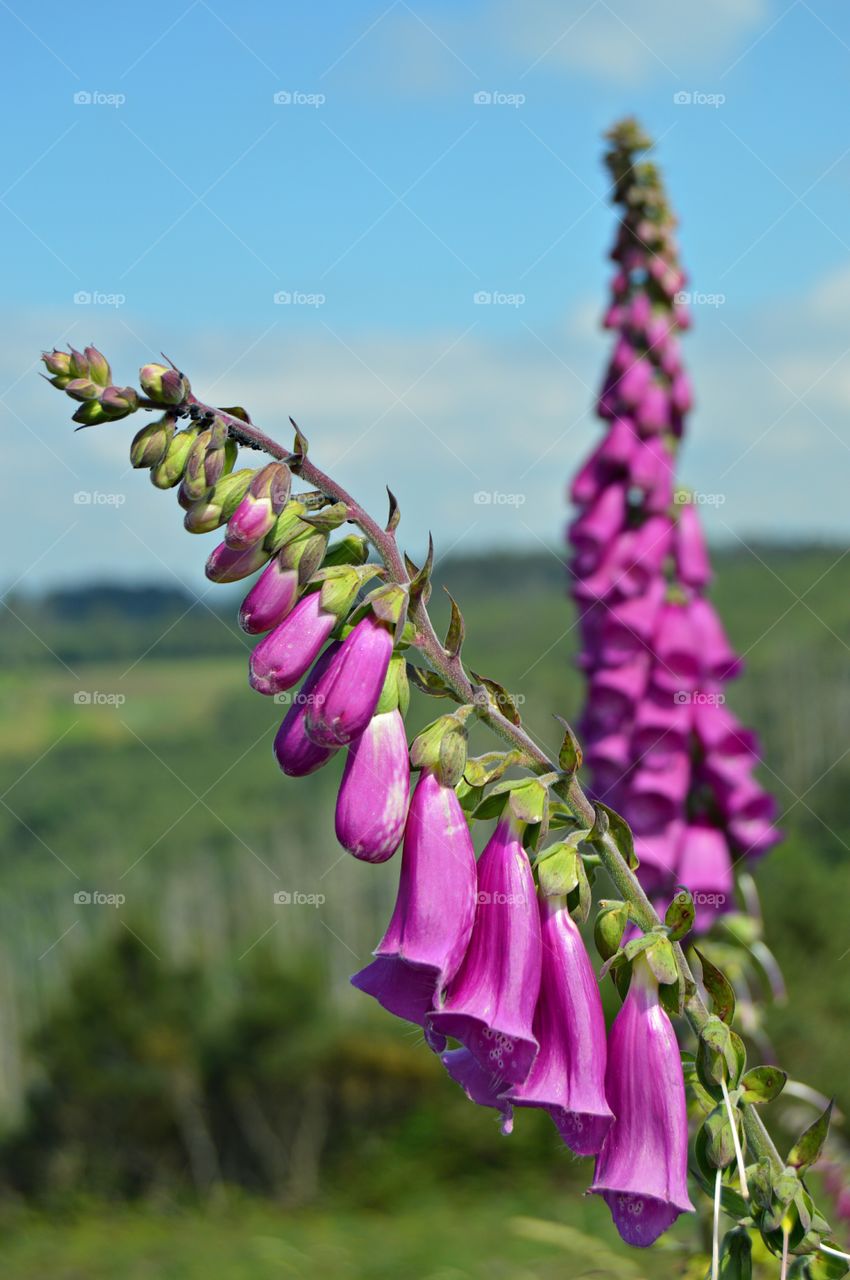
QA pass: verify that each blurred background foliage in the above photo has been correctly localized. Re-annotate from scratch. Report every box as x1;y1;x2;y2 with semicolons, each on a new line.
1;547;849;1276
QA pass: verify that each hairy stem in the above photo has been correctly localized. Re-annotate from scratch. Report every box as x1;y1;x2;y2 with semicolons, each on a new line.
182;393;785;1176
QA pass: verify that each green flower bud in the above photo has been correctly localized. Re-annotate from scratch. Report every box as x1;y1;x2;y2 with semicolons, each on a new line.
321;535;369;567
264;500;310;552
130;414;177;469
64;377;101;403
277;526;328;584
375;652;410;716
71;399;108;426
139;362;189;405
150;426;201;489
409;710;472;787
84;346;111;387
183;469;254;533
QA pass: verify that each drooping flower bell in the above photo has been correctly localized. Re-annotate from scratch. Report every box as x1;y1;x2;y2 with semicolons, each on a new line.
351;713;477;1023
505;890;612;1156
335;656;411;862
590;954;695;1246
428;780;545;1086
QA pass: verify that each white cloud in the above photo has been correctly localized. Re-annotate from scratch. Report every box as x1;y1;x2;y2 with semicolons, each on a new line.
491;0;768;85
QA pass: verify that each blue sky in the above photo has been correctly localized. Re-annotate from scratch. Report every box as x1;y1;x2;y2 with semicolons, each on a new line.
3;0;850;590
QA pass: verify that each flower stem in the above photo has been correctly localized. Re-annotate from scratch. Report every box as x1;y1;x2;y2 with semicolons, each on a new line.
721;1075;750;1200
712;1167;722;1280
179;393;786;1177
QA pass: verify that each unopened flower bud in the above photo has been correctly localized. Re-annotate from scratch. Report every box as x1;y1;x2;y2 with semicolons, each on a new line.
139;362;189;405
183;469;254;533
64;377;101;403
84;346;111;387
150;426;201;489
99;385;139;419
71;400;108;427
322;535;369;567
205;539;271;583
68;346;90;378
225;462;292;550
180;425;237;504
130;414;176;469
42;349;72;387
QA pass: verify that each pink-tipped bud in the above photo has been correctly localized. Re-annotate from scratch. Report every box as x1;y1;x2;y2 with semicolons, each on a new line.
225;463;292;550
139;363;189;405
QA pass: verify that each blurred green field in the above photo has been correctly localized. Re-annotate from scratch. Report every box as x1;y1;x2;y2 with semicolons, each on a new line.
1;546;849;1276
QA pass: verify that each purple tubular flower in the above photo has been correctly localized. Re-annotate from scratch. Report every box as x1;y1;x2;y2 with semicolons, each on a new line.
625;754;691;834
650;602;701;693
583;654;651;735
205;540;271;583
441;1048;514;1132
335;709;410;862
273;643;341;777
250;590;337;694
427;813;542;1087
239;556;299;634
305;614;394;748
505;894;612;1156
590;956;695;1247
688;598;742;681
597;580;664;665
677;822;733;931
351;768;477;1025
674;502;711;588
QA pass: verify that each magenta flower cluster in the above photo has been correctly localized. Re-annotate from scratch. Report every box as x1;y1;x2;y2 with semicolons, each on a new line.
568;135;780;932
228;501;693;1247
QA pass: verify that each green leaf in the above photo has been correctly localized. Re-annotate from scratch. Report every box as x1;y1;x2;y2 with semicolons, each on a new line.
665;888;695;942
554;716;583;774
740;1066;787;1105
594;902;628;961
443;589;465;658
406;663;462;702
470;671;522;726
590;802;638;870
407;534;434;604
788;1100;834;1173
645;936;678;986
385;486;401;533
537;844;580;899
695;947;736;1024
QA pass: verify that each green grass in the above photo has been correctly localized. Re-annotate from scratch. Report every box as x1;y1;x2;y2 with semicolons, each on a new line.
0;1189;676;1279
